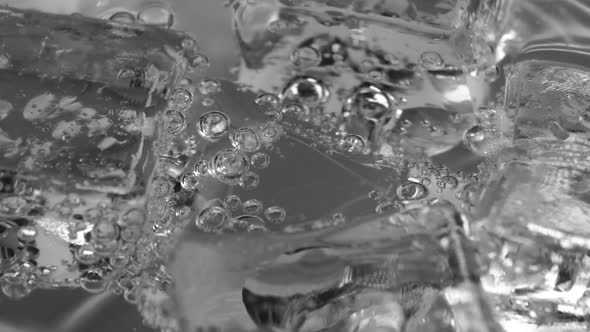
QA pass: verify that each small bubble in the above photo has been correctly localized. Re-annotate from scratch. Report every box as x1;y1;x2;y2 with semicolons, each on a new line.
459;182;482;206
137;2;174;28
420;52;444;70
190;53;210;70
376;201;396;214
196;206;228;232
176;206;192;217
261;124;278;139
464;125;491;155
193;160;209;176
92;219;119;242
437;176;459;190
75;245;100;265
255;93;280;112
234;215;267;232
197;111;230;141
180;173;202;191
201;97;215;107
242;199;262;215
264;206;286;223
230;128;261;152
121;225;142;242
265;110;283;122
343;83;397;123
198;79;221;95
251;152;270;169
396;182;428;201
168;88;193;110
368;190;382;201
151;176;172;198
224;195;241;210
210;149;250;184
17;225;37;242
110;11;135;24
80;269;107;293
163;110;186;135
368;69;383;80
281;103;306;115
474;107;496;124
337;134;365;154
281;76;330;109
181;38;197;50
290;46;321;67
239;171;260;190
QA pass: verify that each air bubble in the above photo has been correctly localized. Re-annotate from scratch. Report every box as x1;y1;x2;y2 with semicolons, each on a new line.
110;11;136;24
264;206;286;223
198;79;221;95
474;107;496;125
343;83;397;123
168;88;193;110
464;125;491;156
121;225;142;242
230;128;261;152
224;195;241;210
396;182;428;201
420;52;444;70
196;206;228;232
16;225;37;242
210;149;250;184
181;38;197;50
197;111;230;141
80;269;107;293
337;134;365;154
265;110;283;122
376;201;396;214
235;215;267;232
255;93;280;112
151;176;172;198
290;46;321;67
242;199;263;215
138;2;174;29
251;152;270;168
180;173;202;191
92;219;119;242
75;245;100;265
261;124;278;139
368;190;382;201
193;160;209;176
190;53;210;70
437;176;459;190
281;103;306;115
281;76;330;109
239;171;260;190
163;110;186;135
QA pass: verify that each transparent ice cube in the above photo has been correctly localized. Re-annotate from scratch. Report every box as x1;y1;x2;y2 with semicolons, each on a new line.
0;5;192;295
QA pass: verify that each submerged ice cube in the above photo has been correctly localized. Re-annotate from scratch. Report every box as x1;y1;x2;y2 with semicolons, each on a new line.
0;5;192;293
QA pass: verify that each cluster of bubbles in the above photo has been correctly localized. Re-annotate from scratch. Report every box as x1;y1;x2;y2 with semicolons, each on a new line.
196;195;287;233
108;1;175;29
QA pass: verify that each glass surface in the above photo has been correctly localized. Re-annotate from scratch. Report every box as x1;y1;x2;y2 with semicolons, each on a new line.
0;1;590;332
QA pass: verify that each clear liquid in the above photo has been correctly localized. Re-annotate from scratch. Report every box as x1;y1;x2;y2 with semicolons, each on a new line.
2;1;590;332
